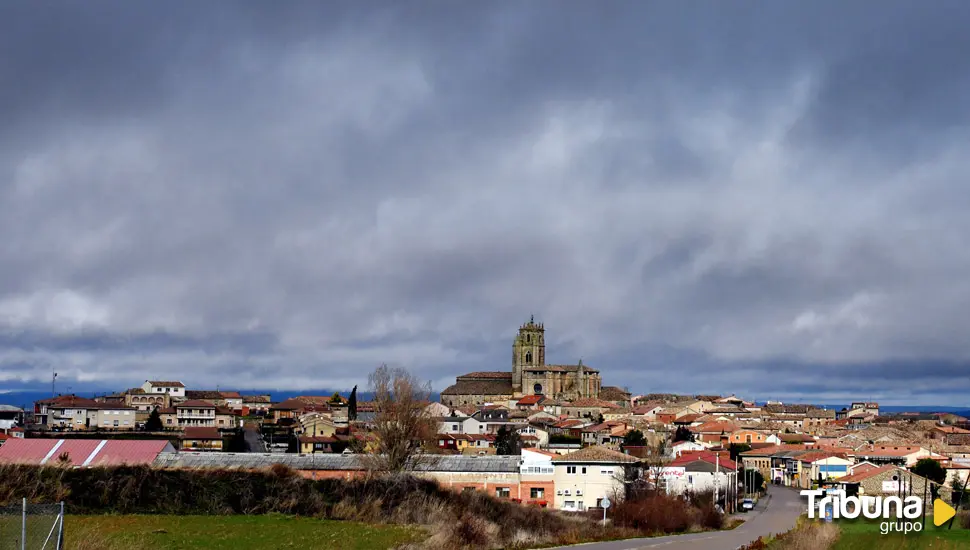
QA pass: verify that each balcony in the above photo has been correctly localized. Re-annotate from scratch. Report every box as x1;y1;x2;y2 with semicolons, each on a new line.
178;413;215;419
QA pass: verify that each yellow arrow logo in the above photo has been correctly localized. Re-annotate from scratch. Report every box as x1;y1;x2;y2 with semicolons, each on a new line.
934;499;956;527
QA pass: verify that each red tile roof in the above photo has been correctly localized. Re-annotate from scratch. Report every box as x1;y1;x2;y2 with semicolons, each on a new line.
837;465;897;484
147;381;185;387
182;427;222;440
693;421;739;434
176;400;217;408
523;447;558;457
517;395;545;406
566;398;620;409
271;396;331;411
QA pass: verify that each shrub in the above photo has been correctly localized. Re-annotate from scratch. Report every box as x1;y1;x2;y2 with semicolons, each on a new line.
611;494;693;533
0;465;586;549
738;520;839;550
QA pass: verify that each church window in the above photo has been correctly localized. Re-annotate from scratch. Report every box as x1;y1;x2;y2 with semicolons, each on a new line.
534;383;543;394
526;334;531;343
525;351;532;364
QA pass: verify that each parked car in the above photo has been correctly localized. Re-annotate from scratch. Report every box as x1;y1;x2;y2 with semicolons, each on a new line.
741;499;755;511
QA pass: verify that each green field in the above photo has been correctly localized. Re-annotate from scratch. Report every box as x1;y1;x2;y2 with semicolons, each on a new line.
834;519;970;549
63;515;424;550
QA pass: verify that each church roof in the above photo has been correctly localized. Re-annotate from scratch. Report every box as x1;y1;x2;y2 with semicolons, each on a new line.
549;364;600;373
524;366;567;372
441;379;513;396
457;371;513;380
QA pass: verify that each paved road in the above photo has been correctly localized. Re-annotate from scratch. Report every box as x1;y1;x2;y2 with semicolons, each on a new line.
545;485;803;550
243;423;266;453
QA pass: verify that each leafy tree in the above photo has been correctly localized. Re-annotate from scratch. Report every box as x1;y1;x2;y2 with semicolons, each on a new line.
495;425;522;455
348;385;358;421
145;407;164;431
728;443;751;462
550;434;581;445
596;414;605;424
226;429;247;452
673;426;695;443
623;429;647;447
329;392;343;404
911;458;946;484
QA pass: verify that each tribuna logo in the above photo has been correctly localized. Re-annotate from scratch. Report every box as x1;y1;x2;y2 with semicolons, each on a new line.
801;489;922;521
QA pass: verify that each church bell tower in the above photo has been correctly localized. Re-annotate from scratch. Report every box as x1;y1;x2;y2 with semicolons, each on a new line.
512;315;545;394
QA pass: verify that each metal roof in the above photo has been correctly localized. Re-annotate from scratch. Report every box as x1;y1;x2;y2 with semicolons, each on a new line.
152;452;521;473
0;438;174;466
0;405;23;412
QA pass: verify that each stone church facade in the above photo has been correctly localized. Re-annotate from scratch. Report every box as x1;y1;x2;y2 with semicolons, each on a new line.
441;317;603;407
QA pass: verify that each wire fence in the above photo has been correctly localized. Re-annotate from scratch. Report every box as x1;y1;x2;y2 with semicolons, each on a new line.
0;501;64;550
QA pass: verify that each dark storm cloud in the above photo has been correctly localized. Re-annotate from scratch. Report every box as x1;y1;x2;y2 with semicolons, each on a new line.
3;2;970;404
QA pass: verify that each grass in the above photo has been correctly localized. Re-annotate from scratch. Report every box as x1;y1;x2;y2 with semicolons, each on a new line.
833;519;970;549
65;515;424;550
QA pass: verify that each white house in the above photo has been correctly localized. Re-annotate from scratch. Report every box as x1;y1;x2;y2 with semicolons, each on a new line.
0;405;22;431
661;454;737;496
522;447;556;472
518;424;550;447
669;440;707;458
141;381;186;399
425;402;451;418
551;446;638;511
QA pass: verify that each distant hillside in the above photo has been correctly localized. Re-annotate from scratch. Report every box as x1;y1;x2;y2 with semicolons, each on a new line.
0;389;443;409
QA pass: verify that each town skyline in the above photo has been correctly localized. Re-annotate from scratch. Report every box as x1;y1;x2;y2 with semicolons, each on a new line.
4;3;970;407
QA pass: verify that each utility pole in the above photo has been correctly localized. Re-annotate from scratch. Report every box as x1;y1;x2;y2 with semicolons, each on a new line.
52;368;58;397
714;453;720;508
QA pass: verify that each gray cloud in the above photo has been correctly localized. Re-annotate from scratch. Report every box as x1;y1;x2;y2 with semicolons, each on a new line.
2;2;970;405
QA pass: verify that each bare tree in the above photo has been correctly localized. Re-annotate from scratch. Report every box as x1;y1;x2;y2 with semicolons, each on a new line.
612;438;670;502
365;363;438;472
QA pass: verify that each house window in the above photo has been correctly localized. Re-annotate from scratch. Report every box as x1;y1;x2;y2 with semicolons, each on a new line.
462;487;476;493
581;467;587;475
746;434;752;444
530;488;544;499
567;466;577;474
564;500;575;509
452;425;458;431
496;487;511;498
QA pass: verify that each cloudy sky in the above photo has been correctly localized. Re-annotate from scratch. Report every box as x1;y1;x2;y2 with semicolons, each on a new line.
2;2;970;405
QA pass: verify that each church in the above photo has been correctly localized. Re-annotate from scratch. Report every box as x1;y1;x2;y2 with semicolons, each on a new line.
440;317;603;407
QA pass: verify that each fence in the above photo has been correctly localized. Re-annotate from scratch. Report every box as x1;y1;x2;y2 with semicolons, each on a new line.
0;500;64;550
